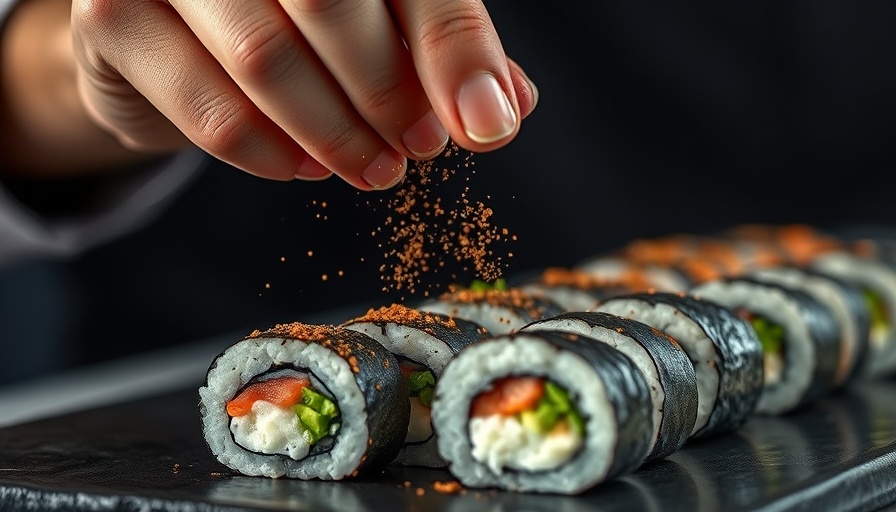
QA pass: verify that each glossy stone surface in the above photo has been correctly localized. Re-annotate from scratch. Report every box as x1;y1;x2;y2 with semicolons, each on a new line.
1;379;895;511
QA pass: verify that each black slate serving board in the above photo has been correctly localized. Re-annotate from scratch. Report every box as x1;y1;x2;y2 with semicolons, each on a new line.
1;375;895;512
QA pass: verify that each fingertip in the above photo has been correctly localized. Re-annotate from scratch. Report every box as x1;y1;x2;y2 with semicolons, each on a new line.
295;155;334;181
294;172;334;182
402;110;450;159
360;149;407;190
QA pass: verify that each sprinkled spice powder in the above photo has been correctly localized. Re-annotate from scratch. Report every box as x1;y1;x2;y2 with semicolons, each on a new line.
247;322;339;342
378;143;516;295
297;142;516;299
345;303;458;329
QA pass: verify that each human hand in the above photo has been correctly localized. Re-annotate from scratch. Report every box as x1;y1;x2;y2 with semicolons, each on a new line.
72;0;538;190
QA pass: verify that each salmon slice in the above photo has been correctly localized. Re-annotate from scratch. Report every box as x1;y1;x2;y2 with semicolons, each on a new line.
470;376;545;417
226;376;310;417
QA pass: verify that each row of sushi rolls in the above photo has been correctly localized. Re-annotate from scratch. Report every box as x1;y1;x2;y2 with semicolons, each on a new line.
199;223;896;494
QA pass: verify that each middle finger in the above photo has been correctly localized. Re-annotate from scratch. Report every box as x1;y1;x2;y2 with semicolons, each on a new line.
282;0;449;161
168;0;407;189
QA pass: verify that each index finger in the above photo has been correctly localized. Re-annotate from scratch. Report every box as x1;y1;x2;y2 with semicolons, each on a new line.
389;0;522;152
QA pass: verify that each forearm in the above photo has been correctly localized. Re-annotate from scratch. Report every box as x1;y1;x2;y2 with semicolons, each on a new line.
0;0;162;178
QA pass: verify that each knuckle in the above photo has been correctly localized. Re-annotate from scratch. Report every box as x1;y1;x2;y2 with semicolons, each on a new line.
417;4;492;52
312;115;357;158
357;75;405;116
227;18;295;80
186;91;251;157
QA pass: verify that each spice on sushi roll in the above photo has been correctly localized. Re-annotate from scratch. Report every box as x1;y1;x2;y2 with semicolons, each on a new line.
622;235;745;281
691;278;841;415
748;266;871;386
519;267;652;312
594;292;764;437
521;311;698;461
431;329;654;494
418;283;565;335
722;223;843;267
198;322;409;479
574;255;691;293
340;304;491;467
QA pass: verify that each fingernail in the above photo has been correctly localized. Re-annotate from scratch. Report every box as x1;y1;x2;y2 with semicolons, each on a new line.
457;73;517;144
361;149;406;189
295;156;333;181
402;110;449;159
525;75;539;114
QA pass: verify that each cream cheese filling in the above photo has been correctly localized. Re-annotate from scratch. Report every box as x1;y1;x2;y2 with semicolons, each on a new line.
230;400;311;460
469;415;582;474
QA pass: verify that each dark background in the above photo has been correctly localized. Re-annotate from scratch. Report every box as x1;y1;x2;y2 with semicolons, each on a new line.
2;1;895;385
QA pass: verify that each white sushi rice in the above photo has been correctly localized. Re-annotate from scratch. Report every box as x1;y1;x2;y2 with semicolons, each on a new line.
199;337;367;479
431;334;620;494
812;251;896;378
692;280;815;415
521;318;665;452
418;300;524;334
595;299;718;434
343;323;454;378
575;256;690;292
518;283;601;312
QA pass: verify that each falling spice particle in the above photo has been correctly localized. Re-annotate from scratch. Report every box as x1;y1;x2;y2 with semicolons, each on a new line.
264;283;271;289
280;257;286;263
377;142;516;295
302;142;516;297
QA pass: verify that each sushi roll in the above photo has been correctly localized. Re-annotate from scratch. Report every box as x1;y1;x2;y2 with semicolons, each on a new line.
340;303;491;467
722;223;843;267
621;234;752;281
575;255;691;293
594;292;764;437
691;277;841;415
521;311;699;461
748;266;872;386
418;286;565;335
198;322;410;479
810;247;896;378
431;329;655;494
518;267;651;312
